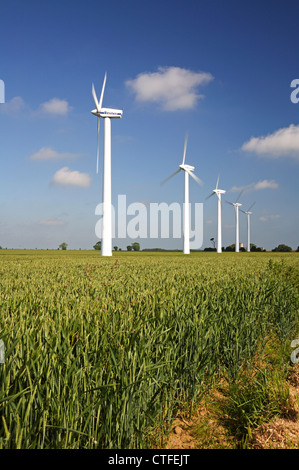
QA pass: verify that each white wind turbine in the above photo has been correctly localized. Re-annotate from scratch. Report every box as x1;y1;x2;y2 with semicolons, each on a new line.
91;73;123;257
226;190;243;252
206;173;226;253
240;202;255;252
161;133;203;254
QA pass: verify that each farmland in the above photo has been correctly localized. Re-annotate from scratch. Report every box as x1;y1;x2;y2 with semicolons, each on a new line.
0;250;298;449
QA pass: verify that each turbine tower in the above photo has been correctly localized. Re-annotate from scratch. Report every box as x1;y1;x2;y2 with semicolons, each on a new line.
206;173;226;253
241;202;255;252
91;73;123;257
226;190;243;252
161;133;203;254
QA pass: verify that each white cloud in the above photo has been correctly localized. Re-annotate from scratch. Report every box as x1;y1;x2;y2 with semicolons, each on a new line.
30;147;80;161
51;167;91;188
39;98;72;116
230;179;279;194
126;66;214;111
259;215;281;222
38;218;66;226
0;96;72;117
241;124;299;160
0;96;25;115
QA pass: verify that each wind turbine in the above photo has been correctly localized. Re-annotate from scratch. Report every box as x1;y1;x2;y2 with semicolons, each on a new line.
161;133;203;254
91;73;123;257
226;190;243;252
206;173;226;253
240;202;255;252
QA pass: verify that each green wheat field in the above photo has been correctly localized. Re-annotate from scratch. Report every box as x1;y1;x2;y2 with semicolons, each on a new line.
0;249;298;449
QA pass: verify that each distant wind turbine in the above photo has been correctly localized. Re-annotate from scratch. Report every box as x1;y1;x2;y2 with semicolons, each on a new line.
226;190;243;252
91;73;123;257
161;133;203;254
240;202;255;252
206;173;226;253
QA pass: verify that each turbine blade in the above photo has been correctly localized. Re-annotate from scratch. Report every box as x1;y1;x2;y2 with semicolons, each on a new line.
240;209;246;214
161;168;181;185
206;191;215;200
216;172;220;190
248;201;256;212
182;132;188;165
226;200;234;206
187;170;203;186
99;72;107;110
96;117;100;174
235;188;244;203
92;83;100;111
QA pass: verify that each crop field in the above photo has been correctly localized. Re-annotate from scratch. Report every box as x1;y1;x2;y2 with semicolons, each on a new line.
0;250;298;449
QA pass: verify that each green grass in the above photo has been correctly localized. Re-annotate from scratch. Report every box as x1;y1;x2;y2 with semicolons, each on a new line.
0;250;298;448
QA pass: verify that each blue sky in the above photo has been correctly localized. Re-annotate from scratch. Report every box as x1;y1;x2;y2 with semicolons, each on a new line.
0;0;298;250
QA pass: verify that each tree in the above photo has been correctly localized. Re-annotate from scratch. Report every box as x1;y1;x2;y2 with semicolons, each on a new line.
272;243;292;252
272;244;292;252
127;245;133;251
59;242;68;250
296;246;299;252
114;246;118;251
224;244;235;252
131;242;140;251
93;241;101;250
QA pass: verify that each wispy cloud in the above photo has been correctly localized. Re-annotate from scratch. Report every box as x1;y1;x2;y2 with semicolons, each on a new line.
126;66;214;111
241;124;299;160
38;218;66;226
51;167;92;188
30;147;80;161
0;96;26;115
0;96;72;117
259;214;281;222
229;179;279;194
39;98;72;116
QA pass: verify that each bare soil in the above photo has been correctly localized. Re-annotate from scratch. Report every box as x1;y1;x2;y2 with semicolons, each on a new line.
165;369;299;449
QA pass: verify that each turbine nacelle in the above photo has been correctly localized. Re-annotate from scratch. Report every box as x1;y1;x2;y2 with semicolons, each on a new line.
91;107;123;118
213;189;226;195
180;164;195;172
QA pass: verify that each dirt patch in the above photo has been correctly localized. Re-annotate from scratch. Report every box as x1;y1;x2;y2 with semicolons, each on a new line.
251;370;299;449
165;368;299;449
165;417;198;449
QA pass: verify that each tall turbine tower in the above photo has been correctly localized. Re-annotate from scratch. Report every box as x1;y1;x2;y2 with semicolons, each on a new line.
161;133;203;254
226;190;243;252
241;202;255;252
91;73;123;257
206;174;226;253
